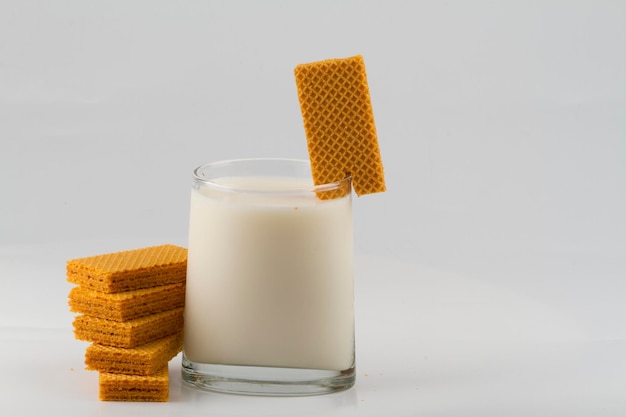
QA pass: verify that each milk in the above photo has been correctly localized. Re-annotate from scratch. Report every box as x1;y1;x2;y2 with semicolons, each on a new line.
184;176;354;371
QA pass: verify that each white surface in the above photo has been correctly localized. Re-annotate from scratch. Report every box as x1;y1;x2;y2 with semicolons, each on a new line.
1;244;625;416
1;0;625;415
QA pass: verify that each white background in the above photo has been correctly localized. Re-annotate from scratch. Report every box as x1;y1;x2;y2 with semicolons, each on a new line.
1;1;625;416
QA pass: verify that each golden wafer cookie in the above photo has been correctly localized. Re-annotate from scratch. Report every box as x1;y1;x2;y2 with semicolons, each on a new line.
86;332;183;376
99;366;169;402
67;244;187;293
295;55;385;198
73;308;184;348
69;283;185;322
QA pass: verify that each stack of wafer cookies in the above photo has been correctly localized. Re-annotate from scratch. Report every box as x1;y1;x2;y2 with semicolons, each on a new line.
67;244;187;402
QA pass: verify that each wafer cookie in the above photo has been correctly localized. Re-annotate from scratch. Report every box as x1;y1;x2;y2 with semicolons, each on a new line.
69;283;185;322
99;366;169;402
73;308;184;348
67;244;187;293
85;332;183;376
294;55;385;197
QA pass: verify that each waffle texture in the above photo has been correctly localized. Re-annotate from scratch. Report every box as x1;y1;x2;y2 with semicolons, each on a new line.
67;244;187;293
73;308;184;348
86;332;183;376
99;366;169;402
69;282;185;322
295;55;385;198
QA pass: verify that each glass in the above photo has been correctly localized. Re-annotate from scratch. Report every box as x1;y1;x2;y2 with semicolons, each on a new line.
181;158;355;396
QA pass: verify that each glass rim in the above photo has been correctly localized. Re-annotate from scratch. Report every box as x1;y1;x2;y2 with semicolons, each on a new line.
193;158;351;194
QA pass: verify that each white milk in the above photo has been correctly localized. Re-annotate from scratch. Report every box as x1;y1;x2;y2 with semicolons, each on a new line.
184;176;354;371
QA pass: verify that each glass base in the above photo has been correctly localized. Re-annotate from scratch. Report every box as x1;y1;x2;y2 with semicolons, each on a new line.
181;353;356;396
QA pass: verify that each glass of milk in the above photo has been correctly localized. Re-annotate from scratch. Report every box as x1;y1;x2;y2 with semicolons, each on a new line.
181;158;355;396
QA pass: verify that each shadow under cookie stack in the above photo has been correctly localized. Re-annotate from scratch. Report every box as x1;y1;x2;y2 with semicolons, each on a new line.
67;244;187;401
